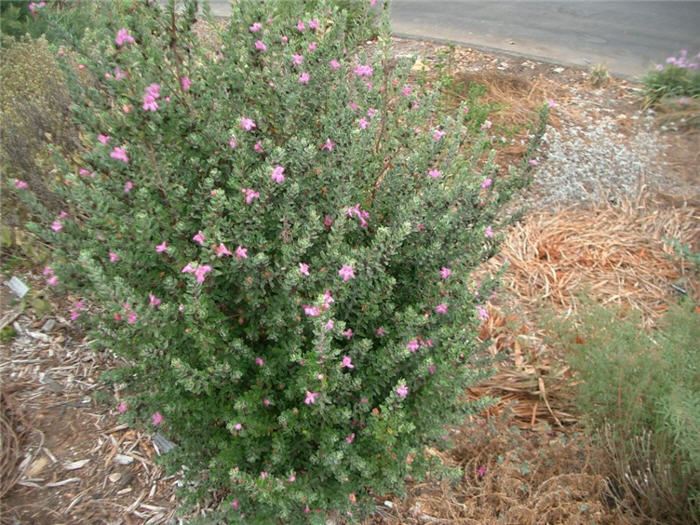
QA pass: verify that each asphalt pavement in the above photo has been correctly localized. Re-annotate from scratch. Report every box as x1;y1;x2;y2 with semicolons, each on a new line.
204;0;700;77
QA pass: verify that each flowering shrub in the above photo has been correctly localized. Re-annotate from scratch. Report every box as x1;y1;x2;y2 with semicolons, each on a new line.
643;49;700;107
20;0;545;521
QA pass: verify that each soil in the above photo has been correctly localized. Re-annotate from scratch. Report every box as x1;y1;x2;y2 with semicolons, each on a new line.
1;37;697;524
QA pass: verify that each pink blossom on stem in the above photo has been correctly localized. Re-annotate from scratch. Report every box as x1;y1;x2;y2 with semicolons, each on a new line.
304;391;318;405
309;19;319;30
254;141;264;153
124;181;133;193
476;305;489;320
324;214;333;227
406;339;419;353
240;117;256;131
401;86;412;96
433;129;446;141
330;59;341;69
255;357;264;366
484;226;494;239
109;252;119;263
481;120;492;130
296;20;306;31
434;303;448;315
152;412;164;425
299;263;310;276
194;265;212;283
529;158;538;166
440;267;451;279
338;264;355;281
429;364;436;374
249;22;261;33
215;243;232;257
149;293;161;307
182;263;196;274
118;402;128;413
235;246;248;259
127;312;137;324
547;99;557;108
288;474;296;482
396;384;408;398
341;356;354;369
299;72;310;84
51;220;63;232
115;28;135;46
345;433;355;444
192;231;205;245
98;134;110;145
481;178;492;189
303;305;320;317
14;179;28;189
321;138;335;151
242;188;259;204
325;319;335;331
233;423;243;431
46;276;58;286
358;117;369;130
114;67;126;80
349;101;359;111
110;147;129;163
43;267;54;276
308;42;317;51
271;165;285;183
292;54;303;66
181;76;192;91
229;138;238;148
428;169;441;179
376;327;385;336
155;241;167;253
254;40;267;51
354;64;373;77
343;329;353;339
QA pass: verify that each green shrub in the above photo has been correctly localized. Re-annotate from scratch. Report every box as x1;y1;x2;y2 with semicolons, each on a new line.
18;0;544;521
550;299;699;523
643;50;700;107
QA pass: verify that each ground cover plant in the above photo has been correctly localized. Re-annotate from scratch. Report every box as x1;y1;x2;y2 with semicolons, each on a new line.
12;0;547;522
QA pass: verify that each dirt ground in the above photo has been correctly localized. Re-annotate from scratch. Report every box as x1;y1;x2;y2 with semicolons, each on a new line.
1;37;697;524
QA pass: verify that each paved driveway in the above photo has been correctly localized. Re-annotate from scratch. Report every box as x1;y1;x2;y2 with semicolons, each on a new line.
205;0;700;77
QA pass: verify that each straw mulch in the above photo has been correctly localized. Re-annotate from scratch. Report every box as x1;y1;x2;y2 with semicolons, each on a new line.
488;195;698;325
0;387;32;500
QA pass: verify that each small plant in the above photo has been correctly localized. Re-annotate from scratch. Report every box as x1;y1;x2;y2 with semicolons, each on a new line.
588;63;610;87
643;49;700;108
17;0;545;521
549;298;699;523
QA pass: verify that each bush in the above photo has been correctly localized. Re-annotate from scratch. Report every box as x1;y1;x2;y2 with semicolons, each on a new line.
18;0;544;521
550;299;699;523
643;49;700;107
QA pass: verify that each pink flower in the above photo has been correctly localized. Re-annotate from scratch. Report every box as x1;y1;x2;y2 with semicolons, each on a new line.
299;263;310;276
317;374;324;380
109;252;119;262
46;276;59;286
255;357;264;366
149;293;161;307
127;312;137;324
143;94;158;111
343;329;353;339
358;117;370;130
182;262;196;274
271;165;285;183
14;179;28;189
338;264;355;281
235;245;248;259
152;412;164;425
281;36;288;43
321;138;335;151
547;99;557;108
110;147;129;163
367;108;377;118
194;264;212;283
304;505;311;514
242;188;260;204
477;465;487;478
354;64;373;77
323;289;334;307
254;140;264;153
299;72;310;84
349;101;359;111
118;402;128;413
304;391;318;405
440;267;451;279
192;231;205;245
330;59;341;69
433;129;446;141
28;2;45;14
529;158;538;165
401;86;412;96
155;241;167;253
240;117;256;131
428;169;440;179
481;120;492;130
435;303;448;314
78;168;92;177
249;22;261;32
288;474;296;482
292;54;303;66
215;243;232;257
429;364;436;374
341;356;354;369
98;134;110;145
485;226;494;239
308;42;317;51
178;304;184;312
345;433;355;444
254;40;267;51
396;384;408;398
324;214;333;227
376;327;385;336
43;266;54;276
51;220;63;232
59;210;68;218
325;319;334;330
263;398;271;406
303;305;320;317
296;20;306;31
476;305;490;321
115;28;135;46
124;181;133;193
481;178;492;189
406;339;419;353
232;500;239;510
114;67;126;80
229;138;238;148
181;76;192;91
69;310;81;321
309;19;319;30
